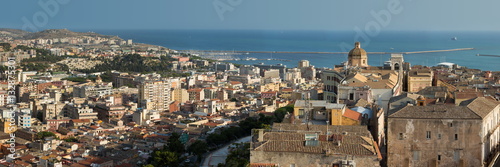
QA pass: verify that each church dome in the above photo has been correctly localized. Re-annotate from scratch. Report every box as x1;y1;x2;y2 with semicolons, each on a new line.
348;42;367;58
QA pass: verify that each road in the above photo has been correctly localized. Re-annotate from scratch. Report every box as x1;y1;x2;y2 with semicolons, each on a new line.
200;136;251;167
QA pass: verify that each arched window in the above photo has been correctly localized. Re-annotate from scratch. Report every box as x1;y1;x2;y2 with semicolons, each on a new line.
394;63;400;70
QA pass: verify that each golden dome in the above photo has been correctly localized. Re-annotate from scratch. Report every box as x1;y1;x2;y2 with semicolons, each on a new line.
348;42;367;58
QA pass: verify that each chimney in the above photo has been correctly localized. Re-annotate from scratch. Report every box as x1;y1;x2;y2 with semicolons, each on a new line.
257;129;264;142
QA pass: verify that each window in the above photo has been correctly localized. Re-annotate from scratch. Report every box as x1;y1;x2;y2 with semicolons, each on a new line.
349;93;354;100
399;133;404;140
413;151;420;160
449;123;453;127
455;134;458;140
454;151;460;161
426;131;431;139
437;155;441;161
438;134;441;139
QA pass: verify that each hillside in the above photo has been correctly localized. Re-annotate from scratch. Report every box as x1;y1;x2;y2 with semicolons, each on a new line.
0;28;121;40
0;28;30;38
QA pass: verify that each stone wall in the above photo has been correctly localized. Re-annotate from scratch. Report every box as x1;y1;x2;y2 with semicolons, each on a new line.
251;151;380;167
387;118;483;167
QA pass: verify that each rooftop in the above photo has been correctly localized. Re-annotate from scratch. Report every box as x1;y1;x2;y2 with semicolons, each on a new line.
253;124;379;157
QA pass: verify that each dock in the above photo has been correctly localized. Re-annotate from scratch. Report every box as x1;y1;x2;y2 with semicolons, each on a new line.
477;54;500;57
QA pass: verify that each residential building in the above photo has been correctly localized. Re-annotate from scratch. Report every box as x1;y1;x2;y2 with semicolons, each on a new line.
322;70;344;103
132;108;160;126
250;123;382;167
171;88;189;103
187;88;204;101
387;97;500;167
72;82;113;98
67;103;98;120
138;80;171;112
407;69;433;93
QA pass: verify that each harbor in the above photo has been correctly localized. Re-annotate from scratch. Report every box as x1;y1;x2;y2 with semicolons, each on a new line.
179;47;475;55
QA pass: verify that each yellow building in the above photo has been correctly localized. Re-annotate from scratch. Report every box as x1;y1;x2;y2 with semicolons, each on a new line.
330;107;362;126
259;82;286;92
0;119;17;133
293;100;361;126
407;69;433;92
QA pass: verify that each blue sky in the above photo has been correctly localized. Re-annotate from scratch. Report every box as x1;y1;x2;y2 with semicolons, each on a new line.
2;0;500;31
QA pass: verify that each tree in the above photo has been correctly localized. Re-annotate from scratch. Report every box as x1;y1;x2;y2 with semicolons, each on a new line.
149;150;181;167
219;143;250;167
188;140;208;157
64;137;78;142
0;43;11;51
274;105;294;123
168;133;185;153
37;131;56;140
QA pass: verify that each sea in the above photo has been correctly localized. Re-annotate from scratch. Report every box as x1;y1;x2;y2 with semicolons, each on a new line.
80;29;500;71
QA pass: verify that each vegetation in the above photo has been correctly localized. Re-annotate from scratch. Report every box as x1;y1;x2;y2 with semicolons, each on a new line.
22;63;50;71
206;105;293;147
145;132;188;167
0;43;11;51
37;131;56;140
149;150;181;167
167;133;186;153
273;105;294;123
62;77;88;82
187;140;208;158
80;54;191;77
218;143;250;167
64;137;78;142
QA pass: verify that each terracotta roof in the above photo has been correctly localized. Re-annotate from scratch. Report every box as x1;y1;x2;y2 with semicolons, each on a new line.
272;123;371;136
230;81;242;85
455;91;484;100
256;124;378;156
19;154;36;162
188;88;203;92
343;108;362;121
71;119;91;123
354;98;370;107
203;122;220;127
389;105;481;119
389;93;421;103
459;97;500;118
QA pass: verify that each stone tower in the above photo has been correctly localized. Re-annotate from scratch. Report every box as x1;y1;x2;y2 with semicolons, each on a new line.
348;42;368;67
389;54;404;71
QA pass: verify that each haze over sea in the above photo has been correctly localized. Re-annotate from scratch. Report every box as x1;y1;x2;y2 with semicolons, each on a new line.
85;30;500;71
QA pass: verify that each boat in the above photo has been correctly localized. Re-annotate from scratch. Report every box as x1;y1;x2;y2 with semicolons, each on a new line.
451;37;458;40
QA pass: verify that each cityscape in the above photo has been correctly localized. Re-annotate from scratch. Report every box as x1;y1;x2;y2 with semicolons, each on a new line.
1;1;500;167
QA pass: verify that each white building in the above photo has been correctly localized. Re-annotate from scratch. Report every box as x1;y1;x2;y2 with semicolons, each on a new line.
132;108;160;126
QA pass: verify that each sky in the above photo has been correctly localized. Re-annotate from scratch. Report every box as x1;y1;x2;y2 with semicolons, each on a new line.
2;0;500;31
